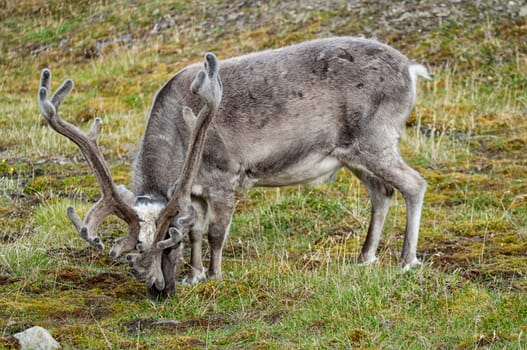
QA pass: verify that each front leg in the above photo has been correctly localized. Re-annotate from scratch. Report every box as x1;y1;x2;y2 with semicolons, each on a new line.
182;199;207;284
207;195;235;280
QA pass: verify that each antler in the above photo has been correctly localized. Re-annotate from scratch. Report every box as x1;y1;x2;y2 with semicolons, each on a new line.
126;53;223;291
156;52;222;247
38;69;141;257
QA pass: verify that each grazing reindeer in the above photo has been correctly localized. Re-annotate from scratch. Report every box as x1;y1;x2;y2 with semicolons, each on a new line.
38;53;222;296
38;37;430;297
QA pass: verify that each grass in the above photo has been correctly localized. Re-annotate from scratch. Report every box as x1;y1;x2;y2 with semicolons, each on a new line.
1;0;526;348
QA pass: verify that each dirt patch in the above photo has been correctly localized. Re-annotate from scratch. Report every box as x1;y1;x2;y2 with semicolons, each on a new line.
35;265;144;300
46;246;115;266
222;239;259;259
423;241;527;292
0;336;19;349
0;274;21;285
314;226;357;248
81;271;126;289
124;314;232;334
263;310;286;325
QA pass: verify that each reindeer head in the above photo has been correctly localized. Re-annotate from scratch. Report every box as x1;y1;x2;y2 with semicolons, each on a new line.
37;53;223;293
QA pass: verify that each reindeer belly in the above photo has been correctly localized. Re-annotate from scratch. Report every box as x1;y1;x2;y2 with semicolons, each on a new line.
253;154;342;187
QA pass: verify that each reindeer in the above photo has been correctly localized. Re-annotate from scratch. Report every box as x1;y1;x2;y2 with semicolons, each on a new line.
38;37;430;298
38;53;222;297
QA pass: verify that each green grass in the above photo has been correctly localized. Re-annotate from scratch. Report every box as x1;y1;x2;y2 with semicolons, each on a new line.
1;0;526;348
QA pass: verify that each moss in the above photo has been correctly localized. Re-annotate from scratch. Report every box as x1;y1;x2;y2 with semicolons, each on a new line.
53;324;122;348
192;279;222;301
472;113;518;133
0;294;82;324
23;175;52;195
237;27;274;52
163;336;206;348
348;328;370;346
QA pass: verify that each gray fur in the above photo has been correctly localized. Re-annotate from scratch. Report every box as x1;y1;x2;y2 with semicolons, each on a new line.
39;37;429;296
134;37;430;284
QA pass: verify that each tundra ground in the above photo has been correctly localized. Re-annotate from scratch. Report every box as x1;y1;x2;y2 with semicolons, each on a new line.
1;1;526;348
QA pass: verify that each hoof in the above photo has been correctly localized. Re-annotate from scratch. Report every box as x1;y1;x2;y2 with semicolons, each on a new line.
401;257;422;272
181;270;207;285
357;254;378;266
206;272;222;281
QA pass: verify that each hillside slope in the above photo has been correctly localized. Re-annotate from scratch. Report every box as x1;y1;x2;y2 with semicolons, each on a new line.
1;1;526;348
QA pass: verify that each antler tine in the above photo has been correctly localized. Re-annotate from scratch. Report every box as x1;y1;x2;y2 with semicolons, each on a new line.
38;68;140;255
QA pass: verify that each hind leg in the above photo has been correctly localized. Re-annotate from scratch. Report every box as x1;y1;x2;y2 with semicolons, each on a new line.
350;169;394;264
336;146;426;269
377;161;426;268
398;168;427;269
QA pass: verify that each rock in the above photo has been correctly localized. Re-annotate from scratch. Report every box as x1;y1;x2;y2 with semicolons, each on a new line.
150;14;177;34
95;34;132;53
520;5;527;17
12;326;60;350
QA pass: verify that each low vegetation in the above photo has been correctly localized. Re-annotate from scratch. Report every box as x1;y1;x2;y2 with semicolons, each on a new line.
1;1;526;348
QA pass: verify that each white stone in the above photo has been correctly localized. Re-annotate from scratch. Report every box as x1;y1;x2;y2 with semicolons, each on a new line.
13;326;60;350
